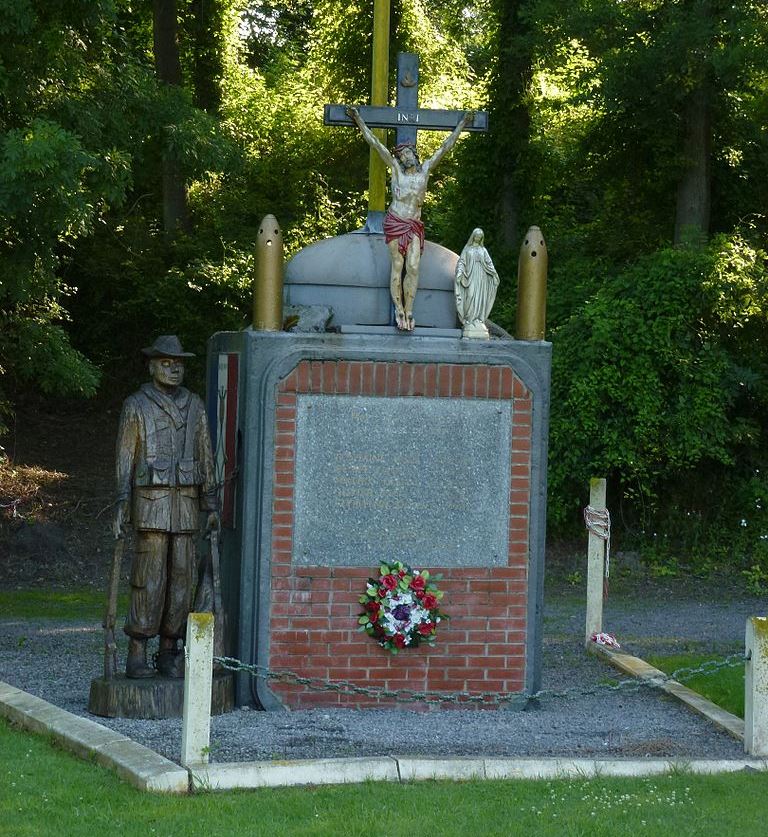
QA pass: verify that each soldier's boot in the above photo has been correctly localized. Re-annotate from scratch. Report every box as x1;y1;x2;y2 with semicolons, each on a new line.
156;637;185;679
125;638;155;679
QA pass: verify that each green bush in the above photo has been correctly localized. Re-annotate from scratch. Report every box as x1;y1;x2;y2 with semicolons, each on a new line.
548;232;768;567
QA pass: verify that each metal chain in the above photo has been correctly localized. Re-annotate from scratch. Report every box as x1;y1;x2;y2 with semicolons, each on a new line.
214;651;745;707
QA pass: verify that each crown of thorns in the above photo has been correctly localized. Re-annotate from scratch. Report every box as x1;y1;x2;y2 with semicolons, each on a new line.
393;142;417;155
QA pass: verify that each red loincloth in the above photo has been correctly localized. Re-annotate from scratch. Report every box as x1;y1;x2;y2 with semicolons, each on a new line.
383;210;425;257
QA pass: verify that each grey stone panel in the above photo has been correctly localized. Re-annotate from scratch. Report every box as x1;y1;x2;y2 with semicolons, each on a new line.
293;394;512;567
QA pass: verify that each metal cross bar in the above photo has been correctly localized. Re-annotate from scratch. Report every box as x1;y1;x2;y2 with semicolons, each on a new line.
324;104;489;133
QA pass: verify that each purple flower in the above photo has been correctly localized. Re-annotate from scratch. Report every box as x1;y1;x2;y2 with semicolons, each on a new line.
392;604;412;621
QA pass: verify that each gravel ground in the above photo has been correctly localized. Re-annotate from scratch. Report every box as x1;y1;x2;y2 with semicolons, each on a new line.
0;589;760;766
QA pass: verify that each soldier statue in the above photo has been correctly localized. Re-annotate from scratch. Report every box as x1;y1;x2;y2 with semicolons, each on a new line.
113;335;219;679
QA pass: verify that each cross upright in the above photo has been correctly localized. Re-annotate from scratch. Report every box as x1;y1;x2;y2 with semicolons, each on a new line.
325;51;488;233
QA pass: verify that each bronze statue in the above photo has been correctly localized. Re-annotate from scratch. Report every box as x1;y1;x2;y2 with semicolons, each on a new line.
347;106;474;331
113;335;218;679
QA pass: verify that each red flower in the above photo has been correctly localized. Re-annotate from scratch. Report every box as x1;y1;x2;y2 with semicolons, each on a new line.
422;593;438;610
415;589;425;601
410;575;426;591
398;569;406;578
393;634;406;648
418;622;434;636
378;587;387;597
366;601;381;616
381;574;398;591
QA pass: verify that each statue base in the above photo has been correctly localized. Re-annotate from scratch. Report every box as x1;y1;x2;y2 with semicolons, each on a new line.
87;672;235;719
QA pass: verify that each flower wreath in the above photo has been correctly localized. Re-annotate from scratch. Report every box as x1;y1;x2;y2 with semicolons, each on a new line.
358;561;448;653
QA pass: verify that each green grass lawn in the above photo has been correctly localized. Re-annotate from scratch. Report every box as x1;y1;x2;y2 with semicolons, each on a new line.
645;653;745;718
0;588;128;621
2;718;768;837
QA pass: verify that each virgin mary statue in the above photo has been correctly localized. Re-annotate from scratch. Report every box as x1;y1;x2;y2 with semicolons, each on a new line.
454;228;499;338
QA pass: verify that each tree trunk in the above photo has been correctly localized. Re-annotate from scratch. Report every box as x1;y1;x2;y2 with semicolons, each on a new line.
186;0;224;115
491;0;533;253
674;83;711;246
153;0;189;236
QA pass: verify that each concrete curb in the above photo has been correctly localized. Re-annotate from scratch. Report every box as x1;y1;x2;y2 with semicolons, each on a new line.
3;679;765;794
593;646;745;741
187;755;767;790
0;680;188;793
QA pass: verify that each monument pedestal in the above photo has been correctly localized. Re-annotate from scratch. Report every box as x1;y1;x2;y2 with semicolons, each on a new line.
207;330;551;710
88;672;234;719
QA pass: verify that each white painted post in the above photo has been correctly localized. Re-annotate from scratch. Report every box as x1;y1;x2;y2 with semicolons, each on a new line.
585;478;607;648
181;612;215;767
745;616;768;756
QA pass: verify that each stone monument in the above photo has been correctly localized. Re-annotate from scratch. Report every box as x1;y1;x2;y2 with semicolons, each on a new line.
205;14;551;711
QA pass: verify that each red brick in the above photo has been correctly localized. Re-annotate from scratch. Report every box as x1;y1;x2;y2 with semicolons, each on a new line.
309;360;323;393
273;486;295;500
445;593;488;606
514;397;532;414
271;564;292;577
361;362;374;395
465;631;507;643
296;361;310;392
386;363;400;395
336;361;350;394
276;406;296;421
438;365;451;397
450;365;463;397
271;603;300;616
295;566;332;577
425;364;437;396
401;363;414;395
514;411;532;428
475;367;489;398
276;419;295;435
272;512;293;528
276;393;297;407
473;580;510;593
513;378;528;398
508;517;528;532
274;471;294;487
373;363;387;396
500;367;513;400
349;361;363;394
412;364;426;396
488;366;502;398
280;368;298;392
446;568;490;579
274;446;294;460
272;498;293;512
271;525;293;539
462;365;475;398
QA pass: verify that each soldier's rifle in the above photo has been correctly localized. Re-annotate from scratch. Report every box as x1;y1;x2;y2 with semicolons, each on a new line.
103;535;124;679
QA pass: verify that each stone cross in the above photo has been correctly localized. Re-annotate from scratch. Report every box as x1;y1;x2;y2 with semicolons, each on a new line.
324;52;489;232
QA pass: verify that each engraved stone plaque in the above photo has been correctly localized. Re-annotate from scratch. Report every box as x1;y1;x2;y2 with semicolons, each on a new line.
292;394;512;567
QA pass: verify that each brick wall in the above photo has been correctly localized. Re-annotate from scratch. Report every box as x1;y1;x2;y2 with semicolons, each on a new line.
268;359;532;708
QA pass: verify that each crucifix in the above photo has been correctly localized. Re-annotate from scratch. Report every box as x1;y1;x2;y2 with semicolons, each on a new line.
324;52;489;235
324;49;489;330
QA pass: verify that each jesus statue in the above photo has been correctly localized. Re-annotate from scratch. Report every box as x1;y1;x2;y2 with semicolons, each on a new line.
347;106;474;331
